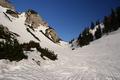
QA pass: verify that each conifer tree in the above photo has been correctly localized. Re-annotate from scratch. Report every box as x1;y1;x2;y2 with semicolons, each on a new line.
82;27;90;45
88;32;94;42
95;25;102;39
77;34;84;47
110;9;119;31
103;16;111;34
116;7;120;27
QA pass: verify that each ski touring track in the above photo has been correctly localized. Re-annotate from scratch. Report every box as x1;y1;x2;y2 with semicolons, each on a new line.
1;45;120;80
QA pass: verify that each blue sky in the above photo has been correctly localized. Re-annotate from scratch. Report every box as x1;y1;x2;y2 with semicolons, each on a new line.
11;0;120;41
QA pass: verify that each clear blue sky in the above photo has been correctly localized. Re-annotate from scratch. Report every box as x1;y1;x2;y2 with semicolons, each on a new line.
11;0;120;41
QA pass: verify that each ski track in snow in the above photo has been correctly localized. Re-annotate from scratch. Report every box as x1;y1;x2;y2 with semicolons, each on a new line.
1;43;120;80
0;6;120;80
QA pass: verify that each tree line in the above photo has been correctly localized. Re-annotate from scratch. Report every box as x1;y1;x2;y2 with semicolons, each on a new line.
77;7;120;47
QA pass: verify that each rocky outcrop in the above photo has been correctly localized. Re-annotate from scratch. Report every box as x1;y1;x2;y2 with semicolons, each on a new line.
25;9;46;28
45;28;60;43
0;0;15;10
6;9;19;18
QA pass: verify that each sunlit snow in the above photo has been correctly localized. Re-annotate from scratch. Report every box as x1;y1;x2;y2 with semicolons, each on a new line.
0;6;120;80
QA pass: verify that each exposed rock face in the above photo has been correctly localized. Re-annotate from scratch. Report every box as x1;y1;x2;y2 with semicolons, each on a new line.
0;0;15;10
45;28;60;43
25;9;46;28
6;9;19;18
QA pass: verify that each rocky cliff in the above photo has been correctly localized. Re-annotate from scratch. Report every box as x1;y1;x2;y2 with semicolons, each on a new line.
0;0;15;10
25;9;48;28
45;28;60;43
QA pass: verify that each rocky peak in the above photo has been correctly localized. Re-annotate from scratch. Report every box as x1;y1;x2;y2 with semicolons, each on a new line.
0;0;15;10
25;9;48;28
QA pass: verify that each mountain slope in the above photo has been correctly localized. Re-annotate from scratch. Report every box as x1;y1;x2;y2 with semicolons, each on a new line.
0;4;120;80
0;6;65;49
0;25;120;80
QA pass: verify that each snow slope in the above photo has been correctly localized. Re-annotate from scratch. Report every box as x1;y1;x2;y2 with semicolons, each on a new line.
0;6;120;80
